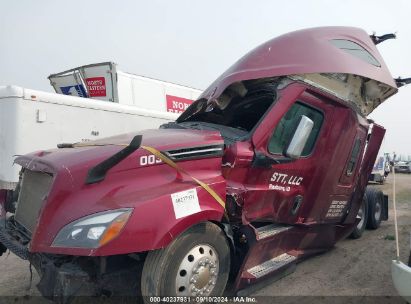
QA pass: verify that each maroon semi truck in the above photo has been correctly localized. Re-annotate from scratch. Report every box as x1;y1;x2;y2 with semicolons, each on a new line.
0;27;408;301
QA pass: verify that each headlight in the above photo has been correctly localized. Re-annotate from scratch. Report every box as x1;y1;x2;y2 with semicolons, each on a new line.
52;208;132;248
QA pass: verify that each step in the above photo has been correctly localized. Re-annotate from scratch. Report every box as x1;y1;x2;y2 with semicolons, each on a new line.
255;224;292;240
247;253;296;278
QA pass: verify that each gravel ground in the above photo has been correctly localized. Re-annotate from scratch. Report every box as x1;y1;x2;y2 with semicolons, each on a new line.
0;174;410;303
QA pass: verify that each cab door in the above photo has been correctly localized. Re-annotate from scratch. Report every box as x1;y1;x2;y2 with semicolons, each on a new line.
241;85;334;224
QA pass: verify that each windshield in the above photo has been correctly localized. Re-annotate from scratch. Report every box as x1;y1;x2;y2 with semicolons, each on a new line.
177;80;278;134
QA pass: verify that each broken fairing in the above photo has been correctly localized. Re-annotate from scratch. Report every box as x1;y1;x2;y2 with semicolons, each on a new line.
289;73;395;116
197;26;398;117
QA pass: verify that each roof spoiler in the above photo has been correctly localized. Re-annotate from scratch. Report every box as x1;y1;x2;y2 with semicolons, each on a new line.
370;33;396;45
395;77;411;88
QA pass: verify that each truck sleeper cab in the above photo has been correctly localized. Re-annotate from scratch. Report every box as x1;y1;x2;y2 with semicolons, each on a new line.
0;26;402;300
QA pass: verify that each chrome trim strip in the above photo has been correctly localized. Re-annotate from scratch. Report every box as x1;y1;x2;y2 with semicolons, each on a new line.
167;147;223;157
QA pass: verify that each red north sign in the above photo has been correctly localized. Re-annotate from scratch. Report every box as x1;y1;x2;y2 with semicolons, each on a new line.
166;95;194;113
86;77;106;97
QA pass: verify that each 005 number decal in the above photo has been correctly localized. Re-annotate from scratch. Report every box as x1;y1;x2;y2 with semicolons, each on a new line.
140;155;162;166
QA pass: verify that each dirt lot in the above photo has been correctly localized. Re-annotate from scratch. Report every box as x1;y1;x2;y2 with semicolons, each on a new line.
0;174;410;303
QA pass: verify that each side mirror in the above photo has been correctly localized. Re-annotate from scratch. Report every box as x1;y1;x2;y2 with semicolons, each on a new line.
285;115;314;159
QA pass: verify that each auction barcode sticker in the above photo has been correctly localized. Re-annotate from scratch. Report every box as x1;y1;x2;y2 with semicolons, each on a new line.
171;188;201;219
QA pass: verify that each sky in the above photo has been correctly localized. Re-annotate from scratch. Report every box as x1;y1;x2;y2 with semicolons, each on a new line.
1;0;410;157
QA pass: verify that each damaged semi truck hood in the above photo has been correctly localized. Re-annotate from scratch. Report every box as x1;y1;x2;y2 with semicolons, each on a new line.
13;129;226;255
15;129;224;174
196;26;398;116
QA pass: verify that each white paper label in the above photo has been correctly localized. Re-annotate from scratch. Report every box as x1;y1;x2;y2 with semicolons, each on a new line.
171;188;201;219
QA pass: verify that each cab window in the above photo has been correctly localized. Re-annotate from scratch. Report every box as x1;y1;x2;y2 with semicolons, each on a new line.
346;138;362;176
268;102;323;156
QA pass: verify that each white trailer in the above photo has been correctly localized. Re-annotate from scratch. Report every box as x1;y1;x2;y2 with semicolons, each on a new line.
369;153;390;184
0;63;202;189
48;62;200;114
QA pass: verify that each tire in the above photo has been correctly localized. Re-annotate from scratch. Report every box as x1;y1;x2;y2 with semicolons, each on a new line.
350;193;369;239
141;222;231;299
366;187;384;230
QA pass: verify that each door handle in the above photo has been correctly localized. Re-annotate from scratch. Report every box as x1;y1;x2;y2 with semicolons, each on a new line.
291;195;303;215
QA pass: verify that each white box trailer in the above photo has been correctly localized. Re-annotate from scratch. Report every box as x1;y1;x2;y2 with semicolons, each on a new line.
369;153;391;184
48;62;201;114
0;63;202;189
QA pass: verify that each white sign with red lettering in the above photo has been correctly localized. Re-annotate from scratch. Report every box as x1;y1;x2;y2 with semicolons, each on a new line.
86;77;107;97
166;95;194;113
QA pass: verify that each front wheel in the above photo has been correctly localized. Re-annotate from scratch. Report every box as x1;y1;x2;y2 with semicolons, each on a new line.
141;222;231;298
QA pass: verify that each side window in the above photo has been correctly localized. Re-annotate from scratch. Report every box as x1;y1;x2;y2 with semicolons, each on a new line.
330;39;381;67
268;102;323;156
346;138;362;176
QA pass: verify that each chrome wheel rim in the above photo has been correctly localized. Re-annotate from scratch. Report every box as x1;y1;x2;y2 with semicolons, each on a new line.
175;244;219;296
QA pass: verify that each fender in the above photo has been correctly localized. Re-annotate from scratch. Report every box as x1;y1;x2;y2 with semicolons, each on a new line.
97;181;227;256
30;177;226;256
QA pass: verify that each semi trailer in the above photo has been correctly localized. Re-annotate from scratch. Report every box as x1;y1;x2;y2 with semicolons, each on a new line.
0;63;201;190
369;153;391;183
0;27;409;301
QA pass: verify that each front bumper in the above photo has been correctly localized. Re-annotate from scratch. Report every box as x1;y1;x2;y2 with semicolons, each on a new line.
31;255;96;300
32;254;141;301
0;220;141;301
0;220;29;259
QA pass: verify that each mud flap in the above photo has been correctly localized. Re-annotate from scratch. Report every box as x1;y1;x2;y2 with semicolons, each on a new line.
382;194;389;221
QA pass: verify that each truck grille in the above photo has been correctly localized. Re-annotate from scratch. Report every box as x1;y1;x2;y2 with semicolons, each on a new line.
14;170;53;233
